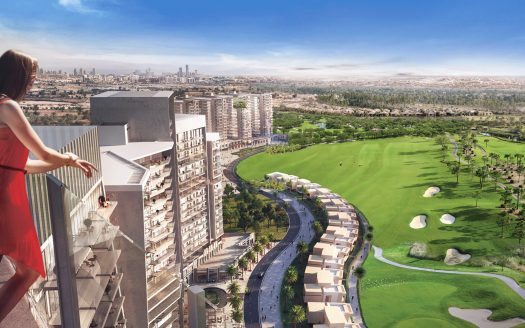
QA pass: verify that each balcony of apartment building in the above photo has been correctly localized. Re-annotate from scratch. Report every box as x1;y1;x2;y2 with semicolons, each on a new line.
147;266;182;328
25;176;127;328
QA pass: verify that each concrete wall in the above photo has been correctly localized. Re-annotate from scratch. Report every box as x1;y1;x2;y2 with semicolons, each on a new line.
91;93;174;142
105;188;148;328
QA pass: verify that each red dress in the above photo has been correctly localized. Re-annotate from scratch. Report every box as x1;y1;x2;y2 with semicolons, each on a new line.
0;97;46;278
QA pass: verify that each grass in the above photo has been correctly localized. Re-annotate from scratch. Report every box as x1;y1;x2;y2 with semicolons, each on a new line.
237;136;525;324
477;136;525;157
361;256;525;328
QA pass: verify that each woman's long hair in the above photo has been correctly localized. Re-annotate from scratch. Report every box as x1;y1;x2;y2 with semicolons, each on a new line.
0;49;38;101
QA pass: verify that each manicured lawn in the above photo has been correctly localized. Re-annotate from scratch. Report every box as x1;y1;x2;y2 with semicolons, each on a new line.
477;136;525;157
237;136;525;324
361;256;525;328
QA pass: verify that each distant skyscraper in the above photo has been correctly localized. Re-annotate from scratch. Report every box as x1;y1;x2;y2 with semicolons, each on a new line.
91;68;96;75
73;68;77;76
185;65;189;77
178;67;183;78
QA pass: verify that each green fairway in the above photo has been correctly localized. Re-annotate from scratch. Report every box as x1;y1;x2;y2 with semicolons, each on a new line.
236;136;525;324
477;135;525;157
361;256;525;328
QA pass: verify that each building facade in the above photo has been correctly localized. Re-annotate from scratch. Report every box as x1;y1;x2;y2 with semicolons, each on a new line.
24;126;126;328
91;91;224;327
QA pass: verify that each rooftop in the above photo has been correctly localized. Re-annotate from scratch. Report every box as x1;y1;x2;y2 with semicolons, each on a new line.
100;151;149;187
101;141;173;161
92;91;174;98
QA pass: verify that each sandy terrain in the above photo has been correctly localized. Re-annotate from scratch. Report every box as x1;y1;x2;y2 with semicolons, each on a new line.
440;214;456;224
444;249;471;265
409;215;427;229
423;186;440;198
449;307;525;328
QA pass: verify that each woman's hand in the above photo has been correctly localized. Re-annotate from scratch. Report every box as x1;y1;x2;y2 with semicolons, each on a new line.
70;158;98;178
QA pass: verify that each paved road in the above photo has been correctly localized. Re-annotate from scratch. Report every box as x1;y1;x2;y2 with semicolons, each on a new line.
223;148;265;186
243;192;304;328
373;246;525;300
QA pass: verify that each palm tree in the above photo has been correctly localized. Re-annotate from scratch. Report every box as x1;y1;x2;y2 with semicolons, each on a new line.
286;266;299;285
238;258;248;278
484;138;490;149
448;162;460;183
290;305;306;328
475;166;489;190
365;232;373;241
517;165;524;184
227;281;240;295
514;186;523;210
259;235;270;250
354;266;366;279
489;169;502;191
231;308;243;323
500;188;513;208
253;242;263;262
229;294;242;310
283;285;294;308
504;153;512;166
226;264;238;282
312;221;324;236
268;232;276;243
246;250;256;269
296;241;309;261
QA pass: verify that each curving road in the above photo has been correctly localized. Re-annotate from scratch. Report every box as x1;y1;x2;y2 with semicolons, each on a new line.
373;246;525;300
243;191;304;328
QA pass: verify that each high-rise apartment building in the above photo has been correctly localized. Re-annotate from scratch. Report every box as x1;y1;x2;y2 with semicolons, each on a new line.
91;91;224;326
205;133;224;241
23;126;127;328
255;93;273;136
174;96;229;141
99;129;181;328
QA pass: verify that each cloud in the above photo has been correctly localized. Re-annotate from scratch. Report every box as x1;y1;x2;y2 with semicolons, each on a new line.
293;67;316;71
57;0;101;14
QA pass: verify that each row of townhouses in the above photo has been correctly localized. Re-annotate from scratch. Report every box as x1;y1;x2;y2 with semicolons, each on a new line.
266;172;361;328
14;91;236;328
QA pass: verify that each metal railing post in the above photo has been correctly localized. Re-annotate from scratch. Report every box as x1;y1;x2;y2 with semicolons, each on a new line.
46;174;81;328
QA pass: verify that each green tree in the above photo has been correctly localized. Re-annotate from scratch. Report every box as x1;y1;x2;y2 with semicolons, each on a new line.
229;294;242;310
290;305;306;328
227;281;240;295
286;266;299;285
296;241;309;261
513;217;525;244
253;242;263;262
283;285;295;309
238;258;248;277
354;266;366;279
231;308;243;323
475;166;489;190
226;264;238;282
246;250;256;269
312;221;324;236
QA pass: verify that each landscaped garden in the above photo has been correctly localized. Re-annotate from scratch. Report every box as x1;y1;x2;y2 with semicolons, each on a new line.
237;135;525;327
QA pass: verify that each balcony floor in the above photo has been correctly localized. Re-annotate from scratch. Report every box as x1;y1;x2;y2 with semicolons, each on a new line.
0;258;39;328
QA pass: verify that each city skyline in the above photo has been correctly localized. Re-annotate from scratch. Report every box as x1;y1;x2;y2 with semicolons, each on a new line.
2;0;525;78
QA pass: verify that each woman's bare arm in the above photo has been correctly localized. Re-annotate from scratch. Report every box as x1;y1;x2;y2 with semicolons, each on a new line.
0;100;72;164
25;158;96;176
25;159;64;174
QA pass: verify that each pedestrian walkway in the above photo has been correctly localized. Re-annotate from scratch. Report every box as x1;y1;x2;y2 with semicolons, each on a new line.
260;193;315;328
345;211;370;328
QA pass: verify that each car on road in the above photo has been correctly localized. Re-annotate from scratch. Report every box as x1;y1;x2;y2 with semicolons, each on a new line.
258;272;265;279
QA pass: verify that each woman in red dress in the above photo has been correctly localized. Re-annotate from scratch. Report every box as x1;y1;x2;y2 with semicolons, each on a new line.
0;49;97;322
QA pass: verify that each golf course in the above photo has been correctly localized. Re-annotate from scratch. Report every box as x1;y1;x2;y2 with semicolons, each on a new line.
237;136;525;327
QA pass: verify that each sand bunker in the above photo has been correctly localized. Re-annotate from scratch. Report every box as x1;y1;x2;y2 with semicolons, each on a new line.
440;214;456;225
449;308;525;328
444;249;471;265
423;186;440;197
409;215;427;229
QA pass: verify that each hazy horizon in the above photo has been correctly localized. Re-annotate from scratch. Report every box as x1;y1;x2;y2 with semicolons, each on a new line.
2;0;525;78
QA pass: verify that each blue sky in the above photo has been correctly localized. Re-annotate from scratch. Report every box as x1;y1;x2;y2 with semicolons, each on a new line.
1;0;525;77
